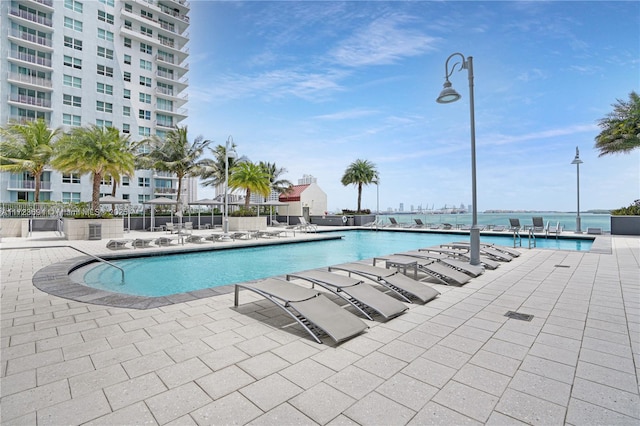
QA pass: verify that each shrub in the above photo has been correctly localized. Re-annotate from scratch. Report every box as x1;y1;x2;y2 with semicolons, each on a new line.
611;200;640;215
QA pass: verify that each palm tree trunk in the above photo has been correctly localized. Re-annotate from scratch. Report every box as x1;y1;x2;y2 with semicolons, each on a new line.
357;183;363;213
92;173;101;214
176;174;183;207
245;188;252;209
34;172;41;203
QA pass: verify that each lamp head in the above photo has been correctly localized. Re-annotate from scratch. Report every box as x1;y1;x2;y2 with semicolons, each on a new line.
436;80;461;103
571;146;583;165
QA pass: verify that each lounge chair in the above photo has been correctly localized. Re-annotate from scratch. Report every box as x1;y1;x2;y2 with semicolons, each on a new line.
440;243;513;262
398;250;485;277
205;233;224;242
185;234;205;243
184;222;193;231
286;269;408;321
231;231;255;240
419;247;501;270
297;217;317;232
132;238;153;248
546;221;562;238
106;239;130;250
234;278;368;344
532;217;545;232
451;241;521;258
414;218;426;228
154;236;175;247
508;218;521;232
442;223;453;230
256;230;284;238
374;255;471;286
328;262;440;304
492;225;505;232
587;227;602;235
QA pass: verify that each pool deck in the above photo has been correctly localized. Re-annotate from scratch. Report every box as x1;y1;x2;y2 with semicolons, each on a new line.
1;228;638;425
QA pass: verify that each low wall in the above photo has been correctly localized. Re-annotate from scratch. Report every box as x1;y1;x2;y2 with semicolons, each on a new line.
63;218;123;240
610;216;640;235
228;216;267;231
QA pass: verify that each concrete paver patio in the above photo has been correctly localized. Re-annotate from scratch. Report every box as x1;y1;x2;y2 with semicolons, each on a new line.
1;230;638;425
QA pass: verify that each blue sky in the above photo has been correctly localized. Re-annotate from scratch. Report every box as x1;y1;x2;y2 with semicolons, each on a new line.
184;1;639;213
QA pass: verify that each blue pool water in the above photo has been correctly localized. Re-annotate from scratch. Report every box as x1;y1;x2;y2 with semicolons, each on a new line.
80;231;593;297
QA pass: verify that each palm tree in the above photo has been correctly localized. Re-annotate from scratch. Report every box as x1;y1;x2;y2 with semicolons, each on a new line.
200;143;247;190
228;161;271;209
341;159;379;213
259;161;293;197
0;119;61;202
141;126;211;207
52;125;135;212
594;91;640;156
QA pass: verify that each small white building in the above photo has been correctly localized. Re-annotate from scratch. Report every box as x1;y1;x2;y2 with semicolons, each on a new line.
279;183;327;217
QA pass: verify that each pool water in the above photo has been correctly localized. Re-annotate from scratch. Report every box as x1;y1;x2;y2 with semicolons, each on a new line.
80;231;593;297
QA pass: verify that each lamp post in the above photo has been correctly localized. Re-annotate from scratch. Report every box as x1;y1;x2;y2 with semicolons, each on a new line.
436;52;480;266
571;146;583;234
221;136;237;241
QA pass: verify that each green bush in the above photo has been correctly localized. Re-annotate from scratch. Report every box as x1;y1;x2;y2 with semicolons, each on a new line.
611;200;640;215
229;207;257;217
341;209;371;215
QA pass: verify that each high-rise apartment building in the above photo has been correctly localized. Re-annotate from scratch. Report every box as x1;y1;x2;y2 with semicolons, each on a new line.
0;0;190;207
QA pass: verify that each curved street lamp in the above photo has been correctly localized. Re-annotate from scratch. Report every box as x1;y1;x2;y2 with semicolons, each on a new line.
221;135;237;241
436;53;480;266
571;146;583;234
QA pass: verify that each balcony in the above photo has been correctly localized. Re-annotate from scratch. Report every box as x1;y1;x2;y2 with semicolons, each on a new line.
32;0;54;7
8;28;53;49
8;93;52;109
157;4;189;23
7;72;53;89
156;104;188;117
153;171;178;179
7;180;52;191
8;51;52;69
9;7;53;27
7;115;50;125
156;70;188;87
155;120;176;130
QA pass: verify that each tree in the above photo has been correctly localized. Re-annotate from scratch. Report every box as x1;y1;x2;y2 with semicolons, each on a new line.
200;142;247;190
141;126;211;207
594;91;640;156
228;161;271;209
0;119;61;202
52;125;135;213
259;161;293;198
341;159;379;213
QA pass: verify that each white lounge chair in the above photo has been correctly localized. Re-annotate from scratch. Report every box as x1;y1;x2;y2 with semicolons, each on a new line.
132;238;153;248
106;239;130;250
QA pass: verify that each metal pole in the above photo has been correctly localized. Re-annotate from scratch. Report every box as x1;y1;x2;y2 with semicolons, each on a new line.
576;161;582;233
467;56;480;266
222;137;232;240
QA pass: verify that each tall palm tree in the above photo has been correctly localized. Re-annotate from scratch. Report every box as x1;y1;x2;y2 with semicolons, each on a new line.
341;159;379;213
228;161;271;209
141;126;211;207
259;161;293;198
594;91;640;156
200;143;247;190
52;125;135;212
0;119;61;202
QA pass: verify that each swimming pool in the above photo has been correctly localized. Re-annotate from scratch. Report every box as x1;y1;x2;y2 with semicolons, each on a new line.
76;231;593;297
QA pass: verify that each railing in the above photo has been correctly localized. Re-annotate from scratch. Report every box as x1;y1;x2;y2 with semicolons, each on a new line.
157;4;190;23
7;180;52;190
9;93;52;108
9;7;53;26
9;28;53;47
512;228;521;248
156;104;188;115
8;51;52;67
66;245;125;284
527;229;536;248
7;72;52;88
7;115;50;125
155;87;188;100
32;0;54;7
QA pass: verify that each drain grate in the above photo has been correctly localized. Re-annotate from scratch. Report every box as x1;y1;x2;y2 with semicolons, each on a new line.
504;311;534;321
554;264;570;268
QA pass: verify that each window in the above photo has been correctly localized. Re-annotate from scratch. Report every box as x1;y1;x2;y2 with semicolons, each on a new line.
124;37;131;48
63;75;82;88
124;55;132;65
124;3;132;12
63;55;82;69
97;65;113;77
97;46;114;59
138;194;150;203
139;93;151;103
64;17;83;32
96;83;113;95
122;124;130;134
123;106;130;116
123;71;131;82
138;127;151;137
140;26;152;37
98;10;114;24
98;0;114;6
63;114;81;126
98;29;114;42
141;10;153;20
62;192;81;203
124;20;132;30
64;36;82;51
96;101;113;113
139;76;151;87
123;89;131;99
62;173;81;184
63;94;81;107
140;59;152;71
100;176;112;185
138;177;150;187
140;43;152;54
122;194;130;200
96;119;113;128
138;109;151;120
64;0;83;13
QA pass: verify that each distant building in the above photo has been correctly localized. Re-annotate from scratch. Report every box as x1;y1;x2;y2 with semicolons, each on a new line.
279;183;327;217
399;203;404;212
298;174;317;185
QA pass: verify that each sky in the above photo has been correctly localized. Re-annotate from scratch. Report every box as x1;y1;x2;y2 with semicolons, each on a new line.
183;1;639;213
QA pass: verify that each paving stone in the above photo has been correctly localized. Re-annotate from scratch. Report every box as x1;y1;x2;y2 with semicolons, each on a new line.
0;369;36;398
401;357;456;388
579;347;636;374
240;373;302;412
36;390;111;425
247;402;315;426
135;334;181;355
290;382;356;425
0;379;70;422
482;338;529;360
344;391;416;425
36;355;95;386
279;358;335;389
508;370;572;406
571;377;640;418
354;351;407;380
566;398;640;426
156;357;212;388
237;351;290;380
6;348;64;375
495;388;566;425
197;365;255;400
519;355;575;385
378;339;425;363
325;365;385;399
103;372;167;411
271;340;321;364
432;380;499;422
199;345;249;371
376;372;438;411
68;364;129;398
338;335;384;357
146;382;212;424
121;350;175;378
311;347;361;372
528;341;579;366
83;401;157;426
485;411;529;425
422;344;472;370
236;335;281;356
409;401;482;425
576;361;639;393
453;364;511;396
191;392;263;425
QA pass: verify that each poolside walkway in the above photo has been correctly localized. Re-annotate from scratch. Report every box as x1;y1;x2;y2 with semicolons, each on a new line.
1;230;639;425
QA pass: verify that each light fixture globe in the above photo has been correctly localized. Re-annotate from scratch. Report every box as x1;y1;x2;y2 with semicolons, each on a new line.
436;81;461;103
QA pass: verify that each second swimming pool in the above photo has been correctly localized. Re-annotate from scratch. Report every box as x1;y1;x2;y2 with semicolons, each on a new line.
76;231;593;297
